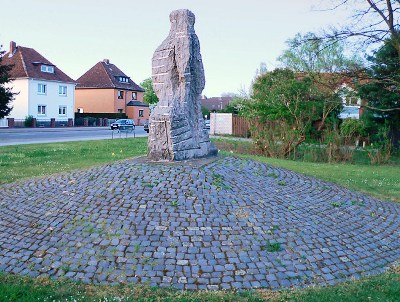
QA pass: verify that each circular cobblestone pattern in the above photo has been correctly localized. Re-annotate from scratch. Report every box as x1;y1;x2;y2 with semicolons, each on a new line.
0;156;399;290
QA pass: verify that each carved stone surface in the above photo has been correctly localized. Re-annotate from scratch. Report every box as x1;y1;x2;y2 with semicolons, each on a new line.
148;9;217;161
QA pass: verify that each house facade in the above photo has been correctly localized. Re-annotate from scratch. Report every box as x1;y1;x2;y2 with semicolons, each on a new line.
2;41;76;124
75;59;149;125
201;96;232;112
337;83;363;119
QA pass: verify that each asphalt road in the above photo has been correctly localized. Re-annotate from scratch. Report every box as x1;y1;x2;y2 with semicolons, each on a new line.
0;126;148;146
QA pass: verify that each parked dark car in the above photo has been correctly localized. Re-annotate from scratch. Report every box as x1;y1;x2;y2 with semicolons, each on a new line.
110;119;135;131
143;120;149;133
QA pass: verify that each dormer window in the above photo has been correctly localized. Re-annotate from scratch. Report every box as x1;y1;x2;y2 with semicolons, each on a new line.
119;76;129;83
41;65;54;73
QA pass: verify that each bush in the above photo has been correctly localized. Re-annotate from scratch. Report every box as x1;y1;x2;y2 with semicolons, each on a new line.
251;120;305;159
24;115;34;127
340;118;366;139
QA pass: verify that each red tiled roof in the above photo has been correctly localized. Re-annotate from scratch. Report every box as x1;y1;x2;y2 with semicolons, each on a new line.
2;45;75;83
76;60;144;92
201;96;232;111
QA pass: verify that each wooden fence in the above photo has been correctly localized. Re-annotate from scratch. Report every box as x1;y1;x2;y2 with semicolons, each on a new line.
232;115;251;137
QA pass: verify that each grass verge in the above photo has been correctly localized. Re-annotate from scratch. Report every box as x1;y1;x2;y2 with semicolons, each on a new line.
0;138;147;184
213;138;400;203
0;266;399;301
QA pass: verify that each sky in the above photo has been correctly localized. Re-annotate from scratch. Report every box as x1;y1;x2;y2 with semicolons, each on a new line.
0;0;352;97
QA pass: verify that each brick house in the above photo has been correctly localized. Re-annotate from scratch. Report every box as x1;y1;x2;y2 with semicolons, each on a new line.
75;59;149;125
201;96;232;112
1;41;76;125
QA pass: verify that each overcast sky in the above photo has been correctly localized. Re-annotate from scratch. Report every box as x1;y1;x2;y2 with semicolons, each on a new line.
0;0;352;96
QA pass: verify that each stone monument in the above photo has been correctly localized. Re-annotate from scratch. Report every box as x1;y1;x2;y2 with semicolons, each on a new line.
148;9;218;161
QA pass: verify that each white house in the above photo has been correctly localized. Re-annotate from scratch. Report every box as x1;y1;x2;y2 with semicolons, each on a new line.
1;41;76;125
337;83;363;119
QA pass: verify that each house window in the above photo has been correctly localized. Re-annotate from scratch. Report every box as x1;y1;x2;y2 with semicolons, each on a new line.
38;83;46;94
38;105;46;115
59;86;67;96
132;92;137;100
119;77;129;83
139;109;144;117
118;109;123;113
41;65;54;73
346;96;359;106
59;106;67;115
77;108;84;113
118;91;124;99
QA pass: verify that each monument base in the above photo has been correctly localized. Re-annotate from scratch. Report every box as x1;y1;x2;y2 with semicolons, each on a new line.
148;113;218;161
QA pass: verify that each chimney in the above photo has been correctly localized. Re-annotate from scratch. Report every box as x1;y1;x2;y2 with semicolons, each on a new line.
103;59;109;64
9;41;16;56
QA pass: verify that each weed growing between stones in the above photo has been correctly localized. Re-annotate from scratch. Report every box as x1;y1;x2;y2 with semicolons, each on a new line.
351;200;365;206
212;173;224;190
331;201;343;208
262;241;283;252
267;172;279;178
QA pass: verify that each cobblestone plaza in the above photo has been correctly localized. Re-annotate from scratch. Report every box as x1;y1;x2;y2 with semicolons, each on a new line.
0;156;399;290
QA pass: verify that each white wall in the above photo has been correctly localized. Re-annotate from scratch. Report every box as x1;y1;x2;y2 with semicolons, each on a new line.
0;119;8;127
28;79;75;121
210;113;233;135
5;78;29;119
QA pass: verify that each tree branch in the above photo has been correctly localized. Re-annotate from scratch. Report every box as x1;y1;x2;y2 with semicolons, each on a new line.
362;104;400;111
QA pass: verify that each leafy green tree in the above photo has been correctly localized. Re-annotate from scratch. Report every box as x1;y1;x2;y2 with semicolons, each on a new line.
201;106;210;119
358;36;400;144
219;95;249;115
278;32;362;73
0;46;15;119
248;69;326;157
140;77;159;104
277;32;360;130
251;68;322;128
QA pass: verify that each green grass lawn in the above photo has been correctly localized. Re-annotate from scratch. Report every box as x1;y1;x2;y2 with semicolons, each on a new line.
0;267;399;301
213;138;400;203
228;152;400;203
0;138;148;184
0;138;399;301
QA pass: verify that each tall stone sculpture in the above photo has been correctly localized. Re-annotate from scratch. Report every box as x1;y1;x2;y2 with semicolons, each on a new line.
148;9;218;161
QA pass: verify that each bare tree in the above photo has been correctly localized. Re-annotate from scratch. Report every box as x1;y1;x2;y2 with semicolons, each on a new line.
314;1;400;114
318;0;399;55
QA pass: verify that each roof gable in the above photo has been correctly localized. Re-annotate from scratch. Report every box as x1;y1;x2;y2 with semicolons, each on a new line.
2;45;75;83
77;60;145;92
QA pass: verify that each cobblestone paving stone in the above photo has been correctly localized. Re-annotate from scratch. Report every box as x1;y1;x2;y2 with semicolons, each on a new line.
0;156;399;290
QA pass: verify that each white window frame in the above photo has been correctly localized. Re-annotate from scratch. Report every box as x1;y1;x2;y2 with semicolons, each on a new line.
41;65;54;73
59;86;67;96
118;108;123;113
38;105;46;116
58;106;67;116
77;108;84;113
38;83;47;95
132;92;137;100
346;96;359;106
119;77;129;83
139;109;144;117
